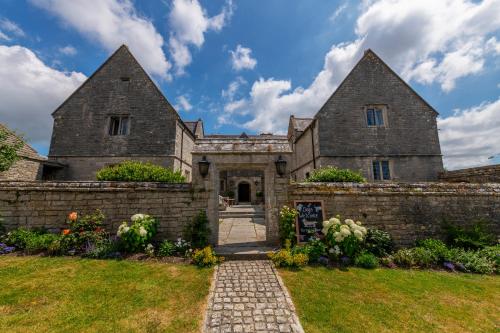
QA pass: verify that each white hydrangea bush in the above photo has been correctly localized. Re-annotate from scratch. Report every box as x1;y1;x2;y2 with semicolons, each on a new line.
323;215;367;258
116;213;158;252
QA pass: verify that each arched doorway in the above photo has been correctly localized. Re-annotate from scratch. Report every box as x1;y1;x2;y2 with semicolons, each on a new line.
237;182;250;203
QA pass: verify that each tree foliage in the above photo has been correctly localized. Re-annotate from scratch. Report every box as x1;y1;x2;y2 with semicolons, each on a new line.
0;128;23;172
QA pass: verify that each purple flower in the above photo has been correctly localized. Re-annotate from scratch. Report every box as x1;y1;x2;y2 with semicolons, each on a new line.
340;256;351;266
443;261;455;271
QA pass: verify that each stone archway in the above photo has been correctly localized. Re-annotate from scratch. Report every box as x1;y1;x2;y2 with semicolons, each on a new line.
237;181;250;203
192;136;292;247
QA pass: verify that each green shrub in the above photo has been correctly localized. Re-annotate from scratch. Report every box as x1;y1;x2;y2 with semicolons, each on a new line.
305;166;366;183
96;161;186;183
355;252;379;269
447;248;495;274
477;245;500;267
278;206;298;248
192;246;222;267
416;238;449;262
364;228;393;257
117;214;158;253
5;228;35;249
158;240;176;257
24;233;60;254
444;220;496;250
411;247;439;268
183;210;211;249
62;210;108;254
392;248;415;268
83;238;120;259
293;239;326;262
268;249;309;269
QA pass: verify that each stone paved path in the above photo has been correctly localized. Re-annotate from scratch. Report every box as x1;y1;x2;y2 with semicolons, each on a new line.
203;260;304;333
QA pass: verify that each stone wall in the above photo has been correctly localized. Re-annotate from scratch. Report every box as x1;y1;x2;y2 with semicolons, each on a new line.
439;164;500;183
0;158;43;181
0;181;208;241
288;182;500;247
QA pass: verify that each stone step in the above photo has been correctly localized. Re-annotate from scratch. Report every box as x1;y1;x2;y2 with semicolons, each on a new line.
215;245;277;260
219;212;265;218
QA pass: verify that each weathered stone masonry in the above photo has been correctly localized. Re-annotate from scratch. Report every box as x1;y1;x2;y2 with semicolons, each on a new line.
287;182;500;247
0;181;498;247
0;181;208;240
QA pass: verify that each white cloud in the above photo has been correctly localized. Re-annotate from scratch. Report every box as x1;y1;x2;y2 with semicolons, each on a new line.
0;45;86;150
0;31;10;41
223;0;500;134
30;0;171;79
438;97;500;170
329;3;348;22
175;95;192;111
0;18;25;39
230;44;257;71
168;0;234;74
221;76;247;100
59;45;77;56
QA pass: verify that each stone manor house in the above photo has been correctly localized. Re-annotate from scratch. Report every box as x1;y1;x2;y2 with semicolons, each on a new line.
5;45;445;197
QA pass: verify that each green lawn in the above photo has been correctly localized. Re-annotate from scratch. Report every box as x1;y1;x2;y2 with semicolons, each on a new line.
279;267;500;333
0;256;212;333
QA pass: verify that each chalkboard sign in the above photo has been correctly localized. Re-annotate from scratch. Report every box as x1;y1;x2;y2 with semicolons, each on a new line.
294;201;325;244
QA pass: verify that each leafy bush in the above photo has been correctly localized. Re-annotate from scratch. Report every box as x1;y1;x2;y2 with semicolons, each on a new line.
323;216;367;258
183;210;211;249
416;238;449;262
444;220;496;250
158;240;176;257
392;248;415;268
447;248;495;274
174;238;192;256
477;245;500;268
293;239;326;263
364;228;393;257
5;228;37;249
61;210;108;254
278;206;298;248
355;252;379;269
269;248;309;269
96;161;185;183
117;214;158;253
0;127;23;172
192;246;222;267
24;233;60;254
411;247;439;268
83;237;121;259
305;166;366;183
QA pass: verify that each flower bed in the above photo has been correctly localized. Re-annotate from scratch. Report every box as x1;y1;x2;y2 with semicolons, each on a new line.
272;206;499;274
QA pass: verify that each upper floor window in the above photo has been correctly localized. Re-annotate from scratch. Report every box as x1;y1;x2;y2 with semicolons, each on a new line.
372;160;391;180
366;106;385;127
109;116;129;136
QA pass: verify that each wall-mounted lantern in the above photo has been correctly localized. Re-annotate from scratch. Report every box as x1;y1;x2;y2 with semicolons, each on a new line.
198;156;210;178
275;155;287;177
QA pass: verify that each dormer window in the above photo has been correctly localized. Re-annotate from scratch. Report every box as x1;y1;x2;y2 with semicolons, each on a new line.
366;105;386;127
109;116;129;136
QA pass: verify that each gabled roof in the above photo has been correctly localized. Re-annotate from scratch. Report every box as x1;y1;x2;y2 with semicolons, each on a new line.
50;44;196;139
316;49;439;118
291;117;313;132
184;121;198;135
0;123;46;161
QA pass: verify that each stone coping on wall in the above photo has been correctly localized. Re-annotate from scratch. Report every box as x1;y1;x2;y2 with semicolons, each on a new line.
289;182;500;195
0;181;193;191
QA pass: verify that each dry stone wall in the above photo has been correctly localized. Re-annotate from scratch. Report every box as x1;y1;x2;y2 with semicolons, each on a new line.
0;181;208;241
288;182;500;247
439;165;500;183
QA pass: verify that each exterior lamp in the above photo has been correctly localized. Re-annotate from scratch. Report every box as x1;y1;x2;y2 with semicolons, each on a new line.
275;155;287;177
198;156;210;178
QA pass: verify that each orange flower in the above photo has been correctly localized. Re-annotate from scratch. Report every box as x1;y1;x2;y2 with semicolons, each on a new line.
62;229;71;235
95;227;103;233
68;212;78;221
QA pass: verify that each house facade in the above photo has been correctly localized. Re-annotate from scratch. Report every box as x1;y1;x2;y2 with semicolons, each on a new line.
46;46;199;181
44;46;443;183
288;50;443;181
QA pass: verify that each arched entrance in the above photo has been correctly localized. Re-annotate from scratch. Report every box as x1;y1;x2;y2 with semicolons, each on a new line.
237;182;250;203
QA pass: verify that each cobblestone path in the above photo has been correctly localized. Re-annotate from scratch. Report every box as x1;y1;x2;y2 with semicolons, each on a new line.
203;260;304;333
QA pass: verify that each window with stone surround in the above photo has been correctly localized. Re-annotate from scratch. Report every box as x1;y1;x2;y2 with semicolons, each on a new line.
372;160;391;180
108;116;129;136
366;105;387;127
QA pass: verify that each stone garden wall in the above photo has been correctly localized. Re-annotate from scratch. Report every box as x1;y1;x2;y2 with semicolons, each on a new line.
439;164;500;183
0;181;208;240
288;182;500;247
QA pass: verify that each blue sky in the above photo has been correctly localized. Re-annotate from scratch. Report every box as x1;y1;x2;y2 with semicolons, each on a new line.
0;0;499;169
